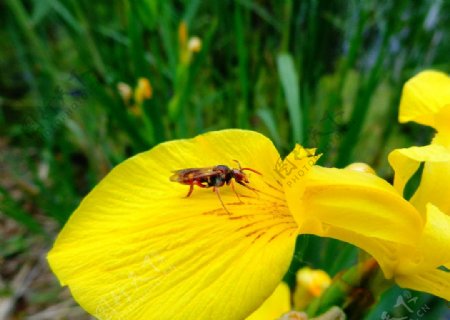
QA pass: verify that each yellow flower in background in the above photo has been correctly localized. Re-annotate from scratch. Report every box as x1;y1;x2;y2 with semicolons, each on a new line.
188;36;202;53
178;21;202;64
120;78;153;117
117;82;132;105
134;77;153;105
293;267;331;310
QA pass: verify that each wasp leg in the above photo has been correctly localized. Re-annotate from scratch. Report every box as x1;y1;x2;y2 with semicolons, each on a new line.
194;181;208;188
213;187;231;214
185;184;194;198
230;180;242;203
185;182;208;198
237;180;260;198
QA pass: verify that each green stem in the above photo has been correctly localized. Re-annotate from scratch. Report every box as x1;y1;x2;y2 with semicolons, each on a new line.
69;0;107;76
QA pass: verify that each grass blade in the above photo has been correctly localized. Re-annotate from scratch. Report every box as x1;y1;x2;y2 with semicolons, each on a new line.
256;108;282;148
0;187;44;235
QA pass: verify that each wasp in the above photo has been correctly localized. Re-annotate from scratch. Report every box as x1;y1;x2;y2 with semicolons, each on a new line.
169;160;261;213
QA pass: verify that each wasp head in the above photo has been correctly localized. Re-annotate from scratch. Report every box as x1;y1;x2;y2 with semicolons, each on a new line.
232;169;249;183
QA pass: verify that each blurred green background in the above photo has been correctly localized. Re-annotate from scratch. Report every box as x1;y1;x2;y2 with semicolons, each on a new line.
1;0;449;319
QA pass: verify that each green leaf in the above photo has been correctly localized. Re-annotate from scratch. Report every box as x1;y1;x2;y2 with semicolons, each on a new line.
50;0;81;33
277;52;303;144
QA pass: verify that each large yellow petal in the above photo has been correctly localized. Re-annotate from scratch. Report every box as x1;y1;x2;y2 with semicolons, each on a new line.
246;283;291;320
388;144;450;197
48;129;297;320
393;204;450;276
399;70;450;131
284;146;423;246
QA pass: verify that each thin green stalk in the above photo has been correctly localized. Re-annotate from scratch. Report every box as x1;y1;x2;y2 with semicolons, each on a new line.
234;3;250;128
336;17;391;167
306;259;393;319
6;0;57;81
281;0;293;52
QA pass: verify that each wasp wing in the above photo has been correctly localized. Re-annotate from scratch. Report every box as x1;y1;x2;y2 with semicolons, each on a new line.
169;167;218;183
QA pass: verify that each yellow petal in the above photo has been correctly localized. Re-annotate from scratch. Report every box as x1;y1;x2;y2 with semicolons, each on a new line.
411;160;450;216
416;203;450;269
396;268;450;301
305;206;450;299
399;70;450;130
246;283;291;320
283;148;423;245
388;144;450;197
432;105;450;146
394;203;450;276
48;129;297;320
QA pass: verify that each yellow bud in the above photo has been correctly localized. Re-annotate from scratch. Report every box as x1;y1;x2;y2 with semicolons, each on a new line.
293;267;331;310
178;21;188;48
117;82;132;104
188;36;202;53
278;311;309;320
134;78;153;105
345;162;376;175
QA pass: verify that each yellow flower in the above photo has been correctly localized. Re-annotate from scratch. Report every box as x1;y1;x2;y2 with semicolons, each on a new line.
47;124;447;319
387;70;450;295
285;71;450;302
49;130;300;319
390;70;450;214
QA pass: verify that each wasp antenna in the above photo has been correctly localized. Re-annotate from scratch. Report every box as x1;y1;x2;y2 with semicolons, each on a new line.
241;167;262;175
232;159;242;170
